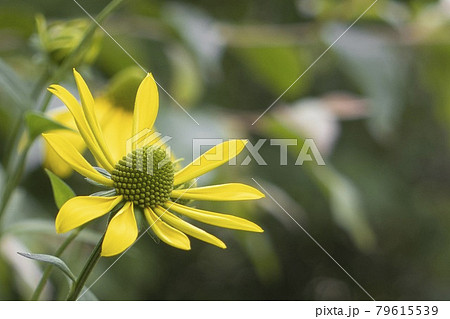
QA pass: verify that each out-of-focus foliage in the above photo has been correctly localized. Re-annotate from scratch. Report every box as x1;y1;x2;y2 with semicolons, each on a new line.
1;0;450;300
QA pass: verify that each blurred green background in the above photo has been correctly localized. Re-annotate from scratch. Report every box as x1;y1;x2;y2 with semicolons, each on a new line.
1;0;450;300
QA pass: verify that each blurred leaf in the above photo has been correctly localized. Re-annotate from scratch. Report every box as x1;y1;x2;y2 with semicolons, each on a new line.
0;57;31;109
314;0;383;21
260;116;375;251
25;111;73;141
0;252;15;299
167;44;203;106
419;44;450;130
105;66;143;109
45;169;75;209
4;219;58;236
96;37;147;75
3;219;100;245
241;232;281;285
234;45;310;99
163;2;224;74
310;165;376;252
255;179;307;230
17;252;75;282
1;235;51;300
323;25;406;141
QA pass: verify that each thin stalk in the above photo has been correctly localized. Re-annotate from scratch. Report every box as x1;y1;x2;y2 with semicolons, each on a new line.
0;142;30;217
66;235;103;301
31;228;82;301
3;68;50;168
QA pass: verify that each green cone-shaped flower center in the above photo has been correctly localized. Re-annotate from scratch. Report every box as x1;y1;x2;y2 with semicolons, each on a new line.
111;146;174;208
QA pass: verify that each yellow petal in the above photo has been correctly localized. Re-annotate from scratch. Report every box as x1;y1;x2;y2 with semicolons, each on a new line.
143;207;190;250
73;69;115;168
49;106;78;130
171;183;265;201
101;202;137;257
166;201;263;232
43;133;113;186
48;84;114;172
56;195;123;233
43;108;86;177
174;140;247;185
100;102;134;162
154;206;226;249
43;129;85;177
132;74;159;144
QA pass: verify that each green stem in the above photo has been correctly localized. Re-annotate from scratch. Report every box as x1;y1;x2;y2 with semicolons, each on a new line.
31;228;82;301
66;235;103;301
3;67;50;168
0;142;30;217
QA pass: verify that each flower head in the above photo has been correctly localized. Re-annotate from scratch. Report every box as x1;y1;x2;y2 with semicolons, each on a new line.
43;69;264;257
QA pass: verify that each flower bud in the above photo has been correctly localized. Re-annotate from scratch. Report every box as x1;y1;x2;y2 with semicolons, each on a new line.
34;15;102;65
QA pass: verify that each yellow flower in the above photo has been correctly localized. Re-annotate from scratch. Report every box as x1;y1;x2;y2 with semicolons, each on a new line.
43;69;264;257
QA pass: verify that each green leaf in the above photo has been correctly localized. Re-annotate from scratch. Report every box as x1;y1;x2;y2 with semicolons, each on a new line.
310;165;376;252
25;110;74;141
324;25;406;141
45;169;76;209
0;57;32;110
261;116;376;252
105;66;144;109
3;219;100;245
17;252;76;282
17;251;98;300
234;45;311;99
167;44;203;106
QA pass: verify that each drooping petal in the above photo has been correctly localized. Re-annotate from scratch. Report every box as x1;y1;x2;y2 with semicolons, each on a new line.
73;69;115;168
166;201;263;232
43;133;113;186
56;195;123;233
101;202;137;257
143;207;190;250
154;206;226;249
171;183;265;201
174;140;247;186
48;84;114;172
43;108;85;176
131;74;159;144
43;129;85;177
